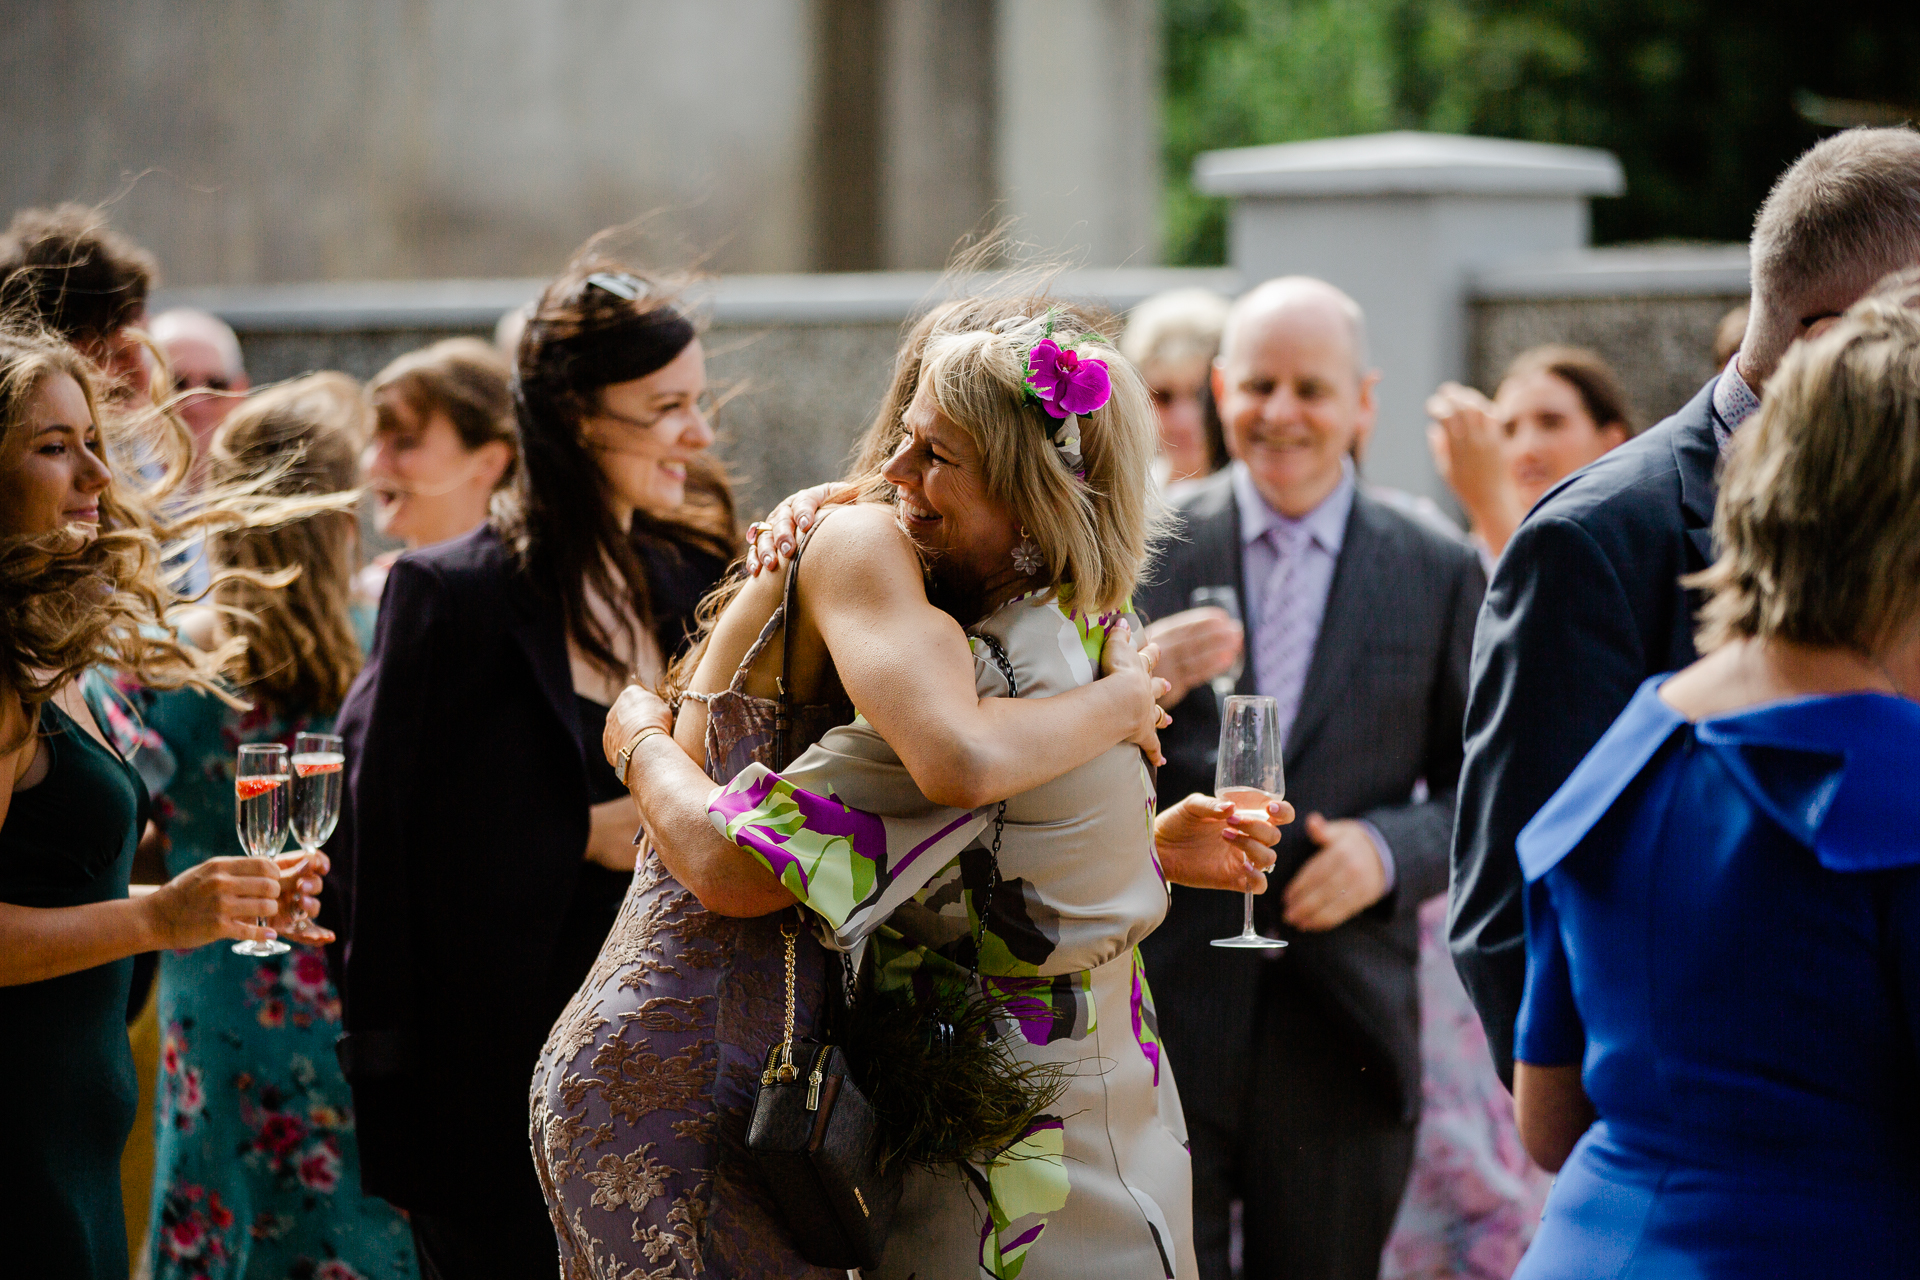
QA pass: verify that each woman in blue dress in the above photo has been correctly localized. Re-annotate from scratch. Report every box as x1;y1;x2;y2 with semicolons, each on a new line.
100;375;420;1280
1509;283;1920;1277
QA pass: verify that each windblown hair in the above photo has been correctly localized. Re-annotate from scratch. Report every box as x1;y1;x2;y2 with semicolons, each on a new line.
0;326;344;746
1689;274;1920;654
910;311;1164;616
208;374;369;716
369;337;518;495
1745;127;1920;374
499;241;736;681
1499;344;1640;439
0;203;157;342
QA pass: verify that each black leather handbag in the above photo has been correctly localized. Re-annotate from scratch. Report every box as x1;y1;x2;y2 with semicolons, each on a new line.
746;920;902;1270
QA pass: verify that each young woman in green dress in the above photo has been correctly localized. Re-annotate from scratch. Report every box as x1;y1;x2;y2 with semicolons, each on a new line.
0;326;327;1279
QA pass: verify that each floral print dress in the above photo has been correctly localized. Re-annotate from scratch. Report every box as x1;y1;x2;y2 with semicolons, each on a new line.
707;590;1196;1280
90;673;418;1280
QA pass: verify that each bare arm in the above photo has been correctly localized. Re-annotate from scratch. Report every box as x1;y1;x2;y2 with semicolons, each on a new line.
1513;1061;1594;1172
805;506;1165;809
603;688;791;916
1;687;323;985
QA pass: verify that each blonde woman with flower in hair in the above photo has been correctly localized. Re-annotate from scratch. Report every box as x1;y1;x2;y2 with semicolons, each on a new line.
90;375;419;1280
0;327;330;1280
540;297;1289;1280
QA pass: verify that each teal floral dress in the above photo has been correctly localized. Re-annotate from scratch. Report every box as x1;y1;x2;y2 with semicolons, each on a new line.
90;670;417;1280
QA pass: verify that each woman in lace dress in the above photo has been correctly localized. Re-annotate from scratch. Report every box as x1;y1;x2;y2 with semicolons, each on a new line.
536;300;1289;1279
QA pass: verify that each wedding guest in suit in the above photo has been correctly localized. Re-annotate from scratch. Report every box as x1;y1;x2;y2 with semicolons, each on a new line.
1451;124;1920;1084
1511;277;1920;1279
1139;276;1485;1280
333;245;734;1280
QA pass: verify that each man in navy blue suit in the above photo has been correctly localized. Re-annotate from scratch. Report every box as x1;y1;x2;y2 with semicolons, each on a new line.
1450;125;1920;1082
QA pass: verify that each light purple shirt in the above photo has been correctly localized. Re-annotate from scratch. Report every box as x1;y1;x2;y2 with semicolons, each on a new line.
1230;459;1396;890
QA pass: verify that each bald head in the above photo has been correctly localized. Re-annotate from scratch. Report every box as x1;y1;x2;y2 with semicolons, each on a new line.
1220;276;1370;376
149;308;245;383
1213;276;1380;518
150;308;249;455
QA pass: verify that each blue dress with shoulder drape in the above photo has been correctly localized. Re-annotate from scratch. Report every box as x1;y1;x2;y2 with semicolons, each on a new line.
1511;679;1920;1279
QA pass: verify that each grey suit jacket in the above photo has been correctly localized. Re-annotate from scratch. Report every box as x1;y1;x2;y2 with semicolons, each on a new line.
1137;469;1485;1122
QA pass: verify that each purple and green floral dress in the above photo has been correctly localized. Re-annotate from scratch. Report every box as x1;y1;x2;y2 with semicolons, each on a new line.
91;673;417;1280
708;589;1194;1280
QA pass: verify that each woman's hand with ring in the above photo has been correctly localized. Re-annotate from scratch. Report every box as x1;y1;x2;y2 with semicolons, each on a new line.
745;481;858;575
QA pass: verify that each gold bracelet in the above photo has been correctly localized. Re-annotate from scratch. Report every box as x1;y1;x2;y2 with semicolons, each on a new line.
616;726;671;788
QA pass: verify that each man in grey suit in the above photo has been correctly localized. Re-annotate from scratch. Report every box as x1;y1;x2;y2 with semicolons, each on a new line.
1140;277;1485;1280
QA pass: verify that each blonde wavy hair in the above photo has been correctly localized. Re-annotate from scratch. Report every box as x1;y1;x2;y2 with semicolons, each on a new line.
1689;273;1920;654
207;373;369;716
908;311;1165;616
0;324;350;747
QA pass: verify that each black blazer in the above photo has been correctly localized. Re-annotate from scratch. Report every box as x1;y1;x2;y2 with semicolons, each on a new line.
1449;377;1722;1084
1138;471;1484;1123
329;522;723;1211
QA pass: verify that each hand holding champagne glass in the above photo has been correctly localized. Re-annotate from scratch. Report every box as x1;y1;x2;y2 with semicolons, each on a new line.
232;743;291;957
1211;695;1289;950
1188;585;1245;704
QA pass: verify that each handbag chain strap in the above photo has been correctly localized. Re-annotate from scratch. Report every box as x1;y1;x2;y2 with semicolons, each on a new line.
765;917;802;1085
970;631;1017;979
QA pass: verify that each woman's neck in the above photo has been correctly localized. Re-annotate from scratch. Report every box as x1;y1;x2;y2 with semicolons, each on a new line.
1660;635;1908;721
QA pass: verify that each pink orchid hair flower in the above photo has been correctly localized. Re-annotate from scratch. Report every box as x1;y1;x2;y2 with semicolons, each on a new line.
1026;338;1112;419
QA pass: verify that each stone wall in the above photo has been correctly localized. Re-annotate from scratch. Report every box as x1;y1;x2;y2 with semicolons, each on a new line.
1470;294;1746;427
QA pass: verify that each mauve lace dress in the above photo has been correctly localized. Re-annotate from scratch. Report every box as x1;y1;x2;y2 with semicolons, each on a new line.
530;603;852;1280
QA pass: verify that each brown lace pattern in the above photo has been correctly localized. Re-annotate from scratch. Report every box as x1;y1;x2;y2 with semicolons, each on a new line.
531;601;852;1279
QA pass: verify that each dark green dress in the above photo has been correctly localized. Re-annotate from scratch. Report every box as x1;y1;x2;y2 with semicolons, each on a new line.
0;700;148;1278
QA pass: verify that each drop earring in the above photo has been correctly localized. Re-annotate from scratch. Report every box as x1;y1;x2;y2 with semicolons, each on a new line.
1011;528;1042;575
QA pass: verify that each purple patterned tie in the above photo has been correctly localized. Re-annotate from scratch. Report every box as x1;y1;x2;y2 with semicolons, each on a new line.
1255;521;1315;744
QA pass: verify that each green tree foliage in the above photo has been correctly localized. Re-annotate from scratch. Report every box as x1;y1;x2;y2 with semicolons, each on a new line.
1164;1;1920;265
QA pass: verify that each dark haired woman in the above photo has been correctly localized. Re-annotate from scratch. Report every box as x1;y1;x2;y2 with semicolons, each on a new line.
334;251;735;1278
89;375;418;1280
0;327;324;1279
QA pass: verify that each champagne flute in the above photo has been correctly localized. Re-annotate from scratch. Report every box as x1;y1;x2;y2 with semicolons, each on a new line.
1188;585;1245;704
287;731;344;938
1210;694;1289;950
232;742;291;957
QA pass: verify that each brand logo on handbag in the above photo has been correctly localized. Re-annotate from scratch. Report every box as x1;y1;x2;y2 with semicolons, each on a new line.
853;1187;870;1218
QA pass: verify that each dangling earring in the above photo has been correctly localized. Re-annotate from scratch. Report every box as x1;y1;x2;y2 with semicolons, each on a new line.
1011;528;1042;575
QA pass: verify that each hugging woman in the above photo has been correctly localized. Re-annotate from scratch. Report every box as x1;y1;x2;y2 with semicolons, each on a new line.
334;248;734;1279
533;297;1288;1280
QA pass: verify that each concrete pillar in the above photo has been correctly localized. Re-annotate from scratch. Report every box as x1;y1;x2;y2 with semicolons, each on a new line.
994;0;1160;266
877;0;998;270
1195;131;1623;500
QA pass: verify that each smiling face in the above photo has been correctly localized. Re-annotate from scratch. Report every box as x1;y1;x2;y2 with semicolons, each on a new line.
1495;368;1628;510
0;372;112;540
580;339;713;523
361;398;508;549
1214;287;1378;518
881;377;1021;593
